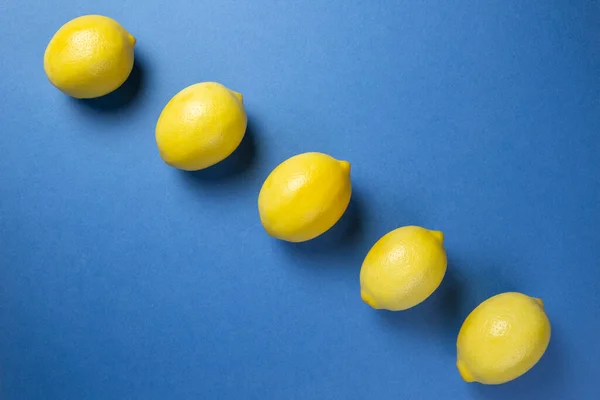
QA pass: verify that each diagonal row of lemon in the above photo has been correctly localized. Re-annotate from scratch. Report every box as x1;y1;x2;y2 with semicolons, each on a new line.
44;15;551;386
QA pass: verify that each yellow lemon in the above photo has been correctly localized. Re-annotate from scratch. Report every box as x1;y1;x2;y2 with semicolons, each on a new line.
456;292;551;385
258;152;352;242
360;226;447;311
44;15;136;99
155;82;247;171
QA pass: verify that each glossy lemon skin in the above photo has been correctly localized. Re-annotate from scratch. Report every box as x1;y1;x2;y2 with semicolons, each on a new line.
360;226;447;311
258;152;352;242
456;292;551;385
155;82;247;171
44;15;135;99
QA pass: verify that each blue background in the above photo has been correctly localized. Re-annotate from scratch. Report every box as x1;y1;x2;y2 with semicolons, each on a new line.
1;1;599;399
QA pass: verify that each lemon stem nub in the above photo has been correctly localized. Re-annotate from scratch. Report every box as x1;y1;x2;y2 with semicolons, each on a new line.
231;90;243;104
457;360;475;382
339;161;351;174
361;291;377;308
429;230;444;243
534;298;544;308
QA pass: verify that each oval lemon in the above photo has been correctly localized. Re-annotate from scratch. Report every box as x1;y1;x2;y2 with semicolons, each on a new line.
258;152;352;242
456;292;551;385
360;226;447;311
44;15;135;99
155;82;247;171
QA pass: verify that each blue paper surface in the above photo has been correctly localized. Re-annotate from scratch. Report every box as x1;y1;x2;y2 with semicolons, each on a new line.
1;1;599;399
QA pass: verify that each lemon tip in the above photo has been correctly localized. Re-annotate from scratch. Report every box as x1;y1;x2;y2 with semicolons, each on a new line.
361;291;377;308
339;160;351;174
429;230;444;243
230;90;243;104
534;298;544;308
457;360;475;383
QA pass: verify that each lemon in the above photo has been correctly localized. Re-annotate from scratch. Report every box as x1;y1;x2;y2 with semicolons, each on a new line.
258;152;352;242
456;292;551;385
44;15;136;99
155;82;247;171
360;226;447;311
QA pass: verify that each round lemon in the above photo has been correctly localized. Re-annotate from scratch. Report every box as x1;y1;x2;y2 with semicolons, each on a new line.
44;15;136;99
258;152;352;242
155;82;247;171
456;292;551;385
360;226;447;311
